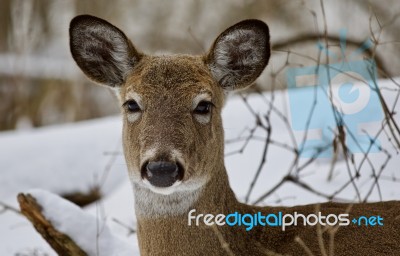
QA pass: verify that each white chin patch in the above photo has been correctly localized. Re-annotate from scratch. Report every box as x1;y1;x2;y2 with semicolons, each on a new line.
142;179;182;195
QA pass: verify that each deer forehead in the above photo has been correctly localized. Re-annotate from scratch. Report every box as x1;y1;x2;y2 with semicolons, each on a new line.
121;55;224;107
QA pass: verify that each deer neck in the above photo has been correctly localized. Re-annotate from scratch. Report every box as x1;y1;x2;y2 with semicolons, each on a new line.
195;168;240;214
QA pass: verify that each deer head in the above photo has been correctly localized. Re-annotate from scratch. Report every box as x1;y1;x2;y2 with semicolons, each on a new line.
70;15;270;203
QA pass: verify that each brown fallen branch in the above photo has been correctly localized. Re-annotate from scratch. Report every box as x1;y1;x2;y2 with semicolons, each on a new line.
61;187;101;207
17;193;88;256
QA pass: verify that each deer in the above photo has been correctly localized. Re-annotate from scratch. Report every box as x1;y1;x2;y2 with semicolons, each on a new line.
69;15;400;256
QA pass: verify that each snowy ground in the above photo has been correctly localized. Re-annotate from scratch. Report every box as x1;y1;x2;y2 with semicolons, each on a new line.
0;78;399;255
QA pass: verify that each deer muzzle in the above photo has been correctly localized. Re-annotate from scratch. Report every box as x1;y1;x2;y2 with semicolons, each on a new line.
141;161;184;187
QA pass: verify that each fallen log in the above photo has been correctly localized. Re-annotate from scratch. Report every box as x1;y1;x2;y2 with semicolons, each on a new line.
17;193;87;256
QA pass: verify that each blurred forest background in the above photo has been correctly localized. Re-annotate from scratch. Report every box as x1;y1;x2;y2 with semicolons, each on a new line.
1;0;399;131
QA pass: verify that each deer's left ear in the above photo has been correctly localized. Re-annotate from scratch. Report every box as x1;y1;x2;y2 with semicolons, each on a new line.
205;19;270;91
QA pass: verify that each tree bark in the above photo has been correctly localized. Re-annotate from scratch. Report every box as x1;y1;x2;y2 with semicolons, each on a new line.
17;193;88;256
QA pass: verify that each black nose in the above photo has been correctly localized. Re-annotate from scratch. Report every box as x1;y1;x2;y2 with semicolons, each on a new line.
142;161;182;187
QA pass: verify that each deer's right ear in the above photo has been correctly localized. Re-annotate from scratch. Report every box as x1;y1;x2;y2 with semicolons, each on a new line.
69;15;142;87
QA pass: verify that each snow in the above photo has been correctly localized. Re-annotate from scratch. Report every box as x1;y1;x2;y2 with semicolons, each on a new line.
0;117;128;255
29;189;138;256
0;78;399;255
0;116;125;203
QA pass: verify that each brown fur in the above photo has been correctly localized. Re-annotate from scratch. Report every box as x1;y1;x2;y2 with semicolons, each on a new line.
70;15;400;255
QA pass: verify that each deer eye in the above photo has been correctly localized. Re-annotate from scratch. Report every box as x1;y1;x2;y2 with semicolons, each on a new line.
123;100;141;112
194;101;212;115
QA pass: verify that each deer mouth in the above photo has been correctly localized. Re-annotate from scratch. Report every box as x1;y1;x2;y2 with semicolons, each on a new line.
141;161;185;188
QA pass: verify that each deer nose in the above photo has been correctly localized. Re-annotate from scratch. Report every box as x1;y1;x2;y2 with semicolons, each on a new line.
143;161;182;187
